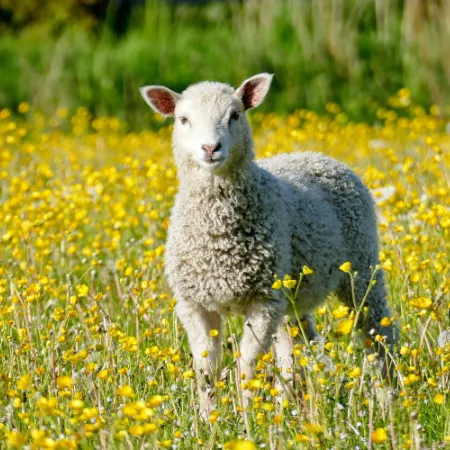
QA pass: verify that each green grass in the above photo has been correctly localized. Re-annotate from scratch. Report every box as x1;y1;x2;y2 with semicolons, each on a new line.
1;0;450;128
0;101;449;448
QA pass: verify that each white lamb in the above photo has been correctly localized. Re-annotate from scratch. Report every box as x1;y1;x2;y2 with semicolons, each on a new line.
140;74;396;418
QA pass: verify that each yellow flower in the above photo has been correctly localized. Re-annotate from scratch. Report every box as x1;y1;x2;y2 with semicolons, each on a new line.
183;370;195;379
234;441;257;450
144;423;158;434
331;305;350;319
18;102;30;114
2;232;12;243
117;385;135;398
148;395;164;407
382;259;393;271
295;434;310;442
36;397;58;415
304;422;323;435
209;329;219;337
302;265;314;275
208;410;220;424
400;346;410;355
17;374;32;390
289;327;299;337
409;297;433;309
405;374;420;384
337;319;354;335
433;393;445;405
97;369;109;380
273;414;283;424
77;284;89;297
271;279;282;289
56;376;73;389
246;379;262;391
7;431;28;448
349;367;362;378
63;349;88;363
128;425;144;437
371;428;388;444
283;279;297;289
122;401;153;420
380;317;391;327
69;399;84;411
339;262;352;273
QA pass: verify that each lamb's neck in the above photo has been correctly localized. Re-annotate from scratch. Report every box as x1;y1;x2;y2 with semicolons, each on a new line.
178;161;261;204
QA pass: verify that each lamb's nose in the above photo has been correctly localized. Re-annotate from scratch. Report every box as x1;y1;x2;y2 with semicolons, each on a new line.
202;142;221;156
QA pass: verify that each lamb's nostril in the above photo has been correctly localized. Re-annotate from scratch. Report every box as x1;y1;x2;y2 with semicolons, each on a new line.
202;143;221;156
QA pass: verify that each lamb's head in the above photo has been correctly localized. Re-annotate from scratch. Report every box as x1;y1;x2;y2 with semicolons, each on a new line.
140;74;273;172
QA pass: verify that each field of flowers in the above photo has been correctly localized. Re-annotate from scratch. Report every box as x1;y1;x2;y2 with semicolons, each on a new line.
0;91;449;449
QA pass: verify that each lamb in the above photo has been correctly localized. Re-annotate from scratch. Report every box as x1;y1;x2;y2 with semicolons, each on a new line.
139;74;397;418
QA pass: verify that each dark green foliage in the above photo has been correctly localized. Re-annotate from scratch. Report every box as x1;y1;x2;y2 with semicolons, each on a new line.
1;0;449;128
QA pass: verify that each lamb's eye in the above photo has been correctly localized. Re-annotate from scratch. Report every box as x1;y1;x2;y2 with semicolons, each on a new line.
180;116;189;125
229;111;240;124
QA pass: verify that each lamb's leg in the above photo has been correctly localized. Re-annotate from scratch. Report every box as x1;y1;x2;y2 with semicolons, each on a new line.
175;301;222;419
338;267;397;378
300;313;320;342
274;321;294;395
274;315;317;381
274;314;323;398
238;300;283;395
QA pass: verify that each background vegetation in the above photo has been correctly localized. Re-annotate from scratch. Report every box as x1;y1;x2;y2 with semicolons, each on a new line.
1;0;450;127
0;1;449;448
0;93;449;449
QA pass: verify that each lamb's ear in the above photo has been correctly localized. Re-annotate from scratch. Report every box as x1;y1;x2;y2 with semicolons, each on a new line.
235;73;274;110
139;86;181;117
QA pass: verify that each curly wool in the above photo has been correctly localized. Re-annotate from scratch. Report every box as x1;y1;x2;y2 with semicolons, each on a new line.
166;150;393;340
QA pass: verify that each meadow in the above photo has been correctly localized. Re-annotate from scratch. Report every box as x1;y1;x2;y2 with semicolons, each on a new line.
2;0;450;127
0;89;449;449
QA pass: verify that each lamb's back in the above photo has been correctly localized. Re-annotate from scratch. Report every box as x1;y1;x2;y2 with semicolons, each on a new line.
257;152;380;267
258;153;351;312
257;152;365;198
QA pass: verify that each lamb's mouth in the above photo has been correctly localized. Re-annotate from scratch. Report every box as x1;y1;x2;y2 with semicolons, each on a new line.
203;158;224;166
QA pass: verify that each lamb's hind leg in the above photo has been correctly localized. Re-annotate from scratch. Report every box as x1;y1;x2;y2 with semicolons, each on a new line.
338;267;397;378
239;299;284;396
274;320;294;396
274;313;321;397
299;313;320;342
175;301;222;420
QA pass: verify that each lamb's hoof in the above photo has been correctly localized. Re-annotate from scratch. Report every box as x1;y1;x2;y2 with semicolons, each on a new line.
198;407;210;422
438;330;450;349
198;384;215;422
241;387;253;409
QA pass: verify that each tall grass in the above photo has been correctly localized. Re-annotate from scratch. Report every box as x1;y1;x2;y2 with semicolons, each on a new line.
0;97;449;448
1;0;450;127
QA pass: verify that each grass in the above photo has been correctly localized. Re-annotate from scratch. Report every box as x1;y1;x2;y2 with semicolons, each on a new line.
0;89;449;448
2;0;450;128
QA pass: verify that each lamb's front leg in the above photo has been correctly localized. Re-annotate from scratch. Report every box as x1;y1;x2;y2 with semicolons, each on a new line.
274;321;294;394
238;299;284;393
175;301;221;420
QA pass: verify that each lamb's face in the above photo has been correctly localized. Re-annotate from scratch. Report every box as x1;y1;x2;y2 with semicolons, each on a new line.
140;74;273;172
172;85;247;171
